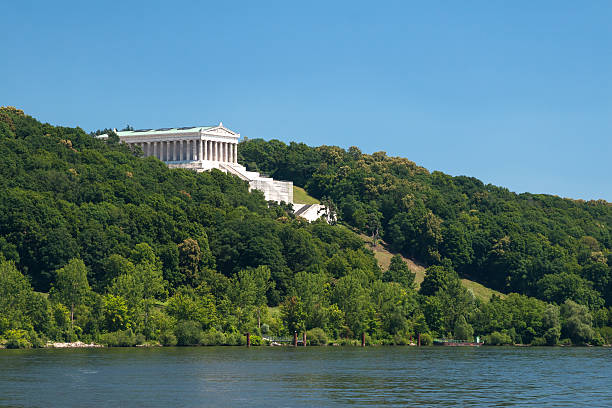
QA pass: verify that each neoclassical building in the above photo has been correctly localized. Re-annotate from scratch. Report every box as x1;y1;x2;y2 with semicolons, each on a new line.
100;124;293;204
115;123;239;169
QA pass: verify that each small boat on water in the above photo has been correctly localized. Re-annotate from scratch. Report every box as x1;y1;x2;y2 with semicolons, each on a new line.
433;337;483;347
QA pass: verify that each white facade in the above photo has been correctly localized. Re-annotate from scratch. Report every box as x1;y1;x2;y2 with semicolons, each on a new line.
100;124;293;204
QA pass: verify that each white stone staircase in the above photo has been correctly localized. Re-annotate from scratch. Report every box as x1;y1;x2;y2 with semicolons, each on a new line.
220;163;293;204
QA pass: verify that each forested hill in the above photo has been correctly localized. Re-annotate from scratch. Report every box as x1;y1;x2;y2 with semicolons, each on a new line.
238;138;612;308
1;107;611;348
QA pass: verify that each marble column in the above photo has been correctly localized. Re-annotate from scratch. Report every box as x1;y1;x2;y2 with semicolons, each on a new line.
234;143;237;163
199;139;203;161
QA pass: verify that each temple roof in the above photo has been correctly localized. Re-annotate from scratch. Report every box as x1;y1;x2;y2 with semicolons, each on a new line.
116;126;216;137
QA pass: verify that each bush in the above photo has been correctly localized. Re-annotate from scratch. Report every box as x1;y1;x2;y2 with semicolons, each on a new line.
419;333;433;346
597;326;612;344
531;337;547;346
158;331;177;346
485;331;513;346
225;332;245;346
307;328;328;346
3;329;32;349
391;334;411;345
543;327;560;345
99;329;137;347
175;321;203;346
200;329;226;346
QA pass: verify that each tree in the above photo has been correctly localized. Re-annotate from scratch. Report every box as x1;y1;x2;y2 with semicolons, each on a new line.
251;266;273;330
537;272;604;309
0;260;38;332
281;295;306;334
102;294;130;332
384;255;415;289
560;300;601;345
178;238;202;287
453;315;474;340
366;212;382;247
52;259;91;328
419;263;458;297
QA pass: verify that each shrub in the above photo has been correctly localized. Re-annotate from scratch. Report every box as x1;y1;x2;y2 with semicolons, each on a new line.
543;327;560;345
175;321;203;346
531;337;547;346
224;332;245;346
419;333;433;346
158;331;177;346
307;328;328;346
597;326;612;344
200;329;226;346
3;329;32;349
99;329;137;347
392;334;410;345
485;331;513;346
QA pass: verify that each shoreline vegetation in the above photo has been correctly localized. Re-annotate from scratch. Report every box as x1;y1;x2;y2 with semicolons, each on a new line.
1;107;612;351
2;337;611;349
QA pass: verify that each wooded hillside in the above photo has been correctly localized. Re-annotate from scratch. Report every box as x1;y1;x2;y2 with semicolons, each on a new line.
1;107;610;348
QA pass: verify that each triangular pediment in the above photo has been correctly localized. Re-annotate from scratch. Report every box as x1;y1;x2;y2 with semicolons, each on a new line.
204;125;238;137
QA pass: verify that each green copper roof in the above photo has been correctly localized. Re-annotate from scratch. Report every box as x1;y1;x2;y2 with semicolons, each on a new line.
117;126;215;137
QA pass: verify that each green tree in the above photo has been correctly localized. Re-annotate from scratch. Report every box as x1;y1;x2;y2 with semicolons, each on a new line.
419;263;458;297
52;259;91;328
384;255;415;289
281;295;306;334
560;300;601;345
102;294;130;332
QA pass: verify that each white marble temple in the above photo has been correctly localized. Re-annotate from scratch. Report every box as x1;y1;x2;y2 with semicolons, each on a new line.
98;124;293;204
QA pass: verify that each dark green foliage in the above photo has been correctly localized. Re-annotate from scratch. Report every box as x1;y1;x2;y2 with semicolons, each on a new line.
0;108;609;347
239;138;612;308
384;255;415;289
175;320;203;346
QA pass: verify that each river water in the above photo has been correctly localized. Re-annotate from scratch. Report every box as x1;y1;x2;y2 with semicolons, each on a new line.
1;346;610;407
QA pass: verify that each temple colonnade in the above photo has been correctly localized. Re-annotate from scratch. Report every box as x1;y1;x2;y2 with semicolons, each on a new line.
129;139;238;163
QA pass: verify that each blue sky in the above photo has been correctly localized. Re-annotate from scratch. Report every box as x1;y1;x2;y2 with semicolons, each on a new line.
3;1;611;200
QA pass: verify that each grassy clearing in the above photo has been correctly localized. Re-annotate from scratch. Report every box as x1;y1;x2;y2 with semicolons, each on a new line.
460;279;505;301
293;186;320;204
359;234;504;301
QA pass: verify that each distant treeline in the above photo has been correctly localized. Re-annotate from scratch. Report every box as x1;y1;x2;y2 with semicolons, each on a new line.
0;107;610;348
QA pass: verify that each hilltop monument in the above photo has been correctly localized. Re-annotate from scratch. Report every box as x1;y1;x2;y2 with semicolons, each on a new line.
98;124;326;221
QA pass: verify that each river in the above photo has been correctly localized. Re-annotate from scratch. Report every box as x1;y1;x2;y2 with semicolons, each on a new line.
1;346;610;407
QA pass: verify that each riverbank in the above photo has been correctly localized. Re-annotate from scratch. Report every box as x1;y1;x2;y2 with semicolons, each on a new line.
47;341;104;348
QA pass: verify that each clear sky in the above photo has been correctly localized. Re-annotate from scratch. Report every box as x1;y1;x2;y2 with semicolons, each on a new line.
3;1;611;201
